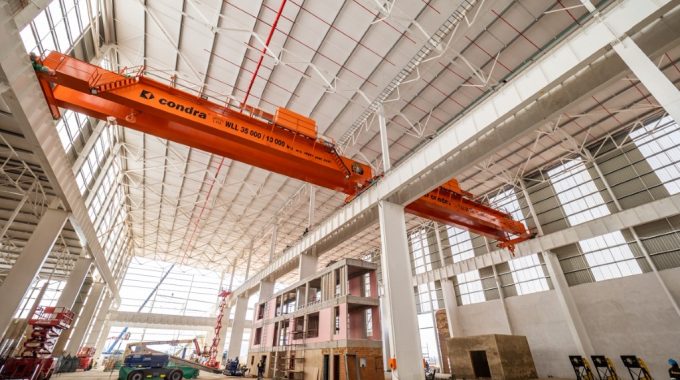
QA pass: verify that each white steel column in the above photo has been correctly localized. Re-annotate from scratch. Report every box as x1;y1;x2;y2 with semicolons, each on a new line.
378;201;422;379
377;106;391;172
543;250;594;356
64;282;105;354
226;295;248;361
434;223;462;337
581;0;680;124
56;257;93;309
94;320;112;360
0;208;68;338
483;237;513;334
89;291;113;361
298;254;317;280
490;264;513;334
440;279;462;338
519;181;594;356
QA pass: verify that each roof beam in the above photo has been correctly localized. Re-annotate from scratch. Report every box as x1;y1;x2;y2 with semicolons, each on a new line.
230;0;677;298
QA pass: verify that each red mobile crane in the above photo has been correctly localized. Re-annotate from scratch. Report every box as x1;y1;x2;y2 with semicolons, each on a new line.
30;51;531;250
206;290;231;368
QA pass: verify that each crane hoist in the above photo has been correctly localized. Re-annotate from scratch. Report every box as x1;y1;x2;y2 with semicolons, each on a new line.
31;51;532;251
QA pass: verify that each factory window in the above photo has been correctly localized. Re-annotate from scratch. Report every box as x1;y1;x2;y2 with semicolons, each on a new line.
308;312;320;338
363;273;371;297
19;0;97;55
257;303;265;320
56;110;90;154
446;226;474;263
417;313;440;367
365;309;373;337
77;125;115;196
548;159;610;224
446;226;485;305
631;115;680;194
14;279;65;318
507;254;549;295
118;257;221;317
334;306;340;335
490;189;549;294
549;159;641;281
456;270;485;305
415;282;440;313
489;188;528;231
253;328;262;345
410;228;432;274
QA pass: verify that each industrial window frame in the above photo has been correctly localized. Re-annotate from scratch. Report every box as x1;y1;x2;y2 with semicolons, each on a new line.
548;159;642;281
631;115;680;195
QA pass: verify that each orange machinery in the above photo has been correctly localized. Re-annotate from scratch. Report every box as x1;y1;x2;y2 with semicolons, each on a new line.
31;51;531;251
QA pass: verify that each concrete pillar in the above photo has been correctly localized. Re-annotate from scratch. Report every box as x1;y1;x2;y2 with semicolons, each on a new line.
56;257;92;309
519;180;594;356
543;250;594;356
378;200;422;379
64;282;105;354
298;253;317;280
0;208;69;338
53;281;89;356
93;320;111;360
440;278;462;338
87;291;113;360
226;295;248;361
484;237;513;334
259;281;274;302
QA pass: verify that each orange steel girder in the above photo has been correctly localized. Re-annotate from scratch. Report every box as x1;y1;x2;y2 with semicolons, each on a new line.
33;52;531;250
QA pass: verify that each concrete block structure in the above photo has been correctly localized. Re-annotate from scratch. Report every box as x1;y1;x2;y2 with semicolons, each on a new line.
247;259;383;380
447;334;537;380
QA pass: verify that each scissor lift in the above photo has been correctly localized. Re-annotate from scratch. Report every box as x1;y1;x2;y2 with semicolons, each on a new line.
0;307;74;380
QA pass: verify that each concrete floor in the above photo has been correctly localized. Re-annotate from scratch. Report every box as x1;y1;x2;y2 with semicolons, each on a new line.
50;368;233;379
51;368;570;379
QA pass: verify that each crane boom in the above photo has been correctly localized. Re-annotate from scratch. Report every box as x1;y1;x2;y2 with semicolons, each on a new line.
32;52;531;250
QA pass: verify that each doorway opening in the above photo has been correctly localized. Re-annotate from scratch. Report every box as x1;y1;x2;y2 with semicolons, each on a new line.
470;350;491;378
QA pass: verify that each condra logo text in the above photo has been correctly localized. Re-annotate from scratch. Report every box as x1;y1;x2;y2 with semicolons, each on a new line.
140;90;207;119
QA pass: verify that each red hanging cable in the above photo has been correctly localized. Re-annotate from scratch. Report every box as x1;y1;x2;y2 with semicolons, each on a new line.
241;0;287;108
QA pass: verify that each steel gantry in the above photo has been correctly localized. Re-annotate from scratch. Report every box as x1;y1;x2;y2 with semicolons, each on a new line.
31;51;531;250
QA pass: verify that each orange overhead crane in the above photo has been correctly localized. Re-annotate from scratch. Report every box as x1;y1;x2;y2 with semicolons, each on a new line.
31;51;531;251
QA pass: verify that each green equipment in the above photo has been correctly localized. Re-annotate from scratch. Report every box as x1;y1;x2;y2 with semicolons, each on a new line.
117;353;199;380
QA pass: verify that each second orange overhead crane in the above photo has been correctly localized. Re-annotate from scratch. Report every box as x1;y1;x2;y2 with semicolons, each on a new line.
32;52;531;251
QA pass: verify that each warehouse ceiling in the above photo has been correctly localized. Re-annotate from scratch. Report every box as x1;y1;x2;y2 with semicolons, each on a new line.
102;0;680;286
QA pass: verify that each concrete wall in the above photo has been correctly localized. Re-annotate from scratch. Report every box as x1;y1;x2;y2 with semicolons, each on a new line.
449;267;680;379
